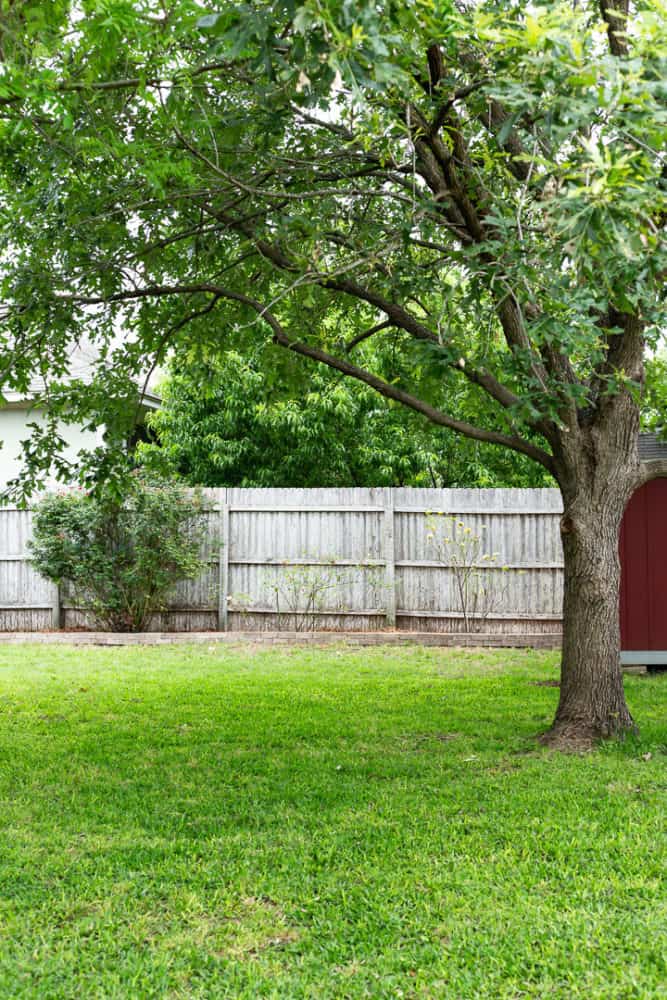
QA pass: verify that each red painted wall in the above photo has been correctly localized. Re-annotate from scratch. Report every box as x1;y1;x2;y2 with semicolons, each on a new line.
620;477;667;651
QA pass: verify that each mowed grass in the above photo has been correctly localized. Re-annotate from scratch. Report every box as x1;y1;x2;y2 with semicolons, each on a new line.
0;645;665;999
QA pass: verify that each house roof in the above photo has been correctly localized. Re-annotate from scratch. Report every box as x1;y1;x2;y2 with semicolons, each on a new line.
1;340;161;410
1;384;161;410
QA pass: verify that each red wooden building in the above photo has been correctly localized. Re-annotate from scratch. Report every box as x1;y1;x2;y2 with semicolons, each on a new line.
619;435;667;668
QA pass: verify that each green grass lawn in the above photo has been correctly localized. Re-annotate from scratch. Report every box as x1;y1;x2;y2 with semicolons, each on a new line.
0;644;665;999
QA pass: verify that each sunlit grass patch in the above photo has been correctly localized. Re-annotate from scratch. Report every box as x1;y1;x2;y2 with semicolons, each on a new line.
0;644;664;998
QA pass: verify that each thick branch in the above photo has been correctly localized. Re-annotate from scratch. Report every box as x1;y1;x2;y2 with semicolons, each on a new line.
599;0;630;57
478;99;531;182
591;309;645;409
217;288;555;471
57;281;554;470
409;104;485;241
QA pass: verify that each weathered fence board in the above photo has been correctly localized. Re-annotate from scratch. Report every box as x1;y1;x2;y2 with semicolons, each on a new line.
0;488;565;633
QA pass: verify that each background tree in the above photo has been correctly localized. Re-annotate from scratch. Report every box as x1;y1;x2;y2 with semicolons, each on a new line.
146;341;666;488
142;345;553;488
0;0;665;744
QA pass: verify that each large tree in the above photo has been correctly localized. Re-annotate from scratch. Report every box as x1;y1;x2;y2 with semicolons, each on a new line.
0;1;665;745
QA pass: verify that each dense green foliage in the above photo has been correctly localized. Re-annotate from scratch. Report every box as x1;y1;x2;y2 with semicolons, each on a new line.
142;350;552;488
643;353;667;438
0;643;665;998
29;477;207;631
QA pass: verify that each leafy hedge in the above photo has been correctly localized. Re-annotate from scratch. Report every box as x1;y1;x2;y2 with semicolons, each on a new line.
29;476;208;632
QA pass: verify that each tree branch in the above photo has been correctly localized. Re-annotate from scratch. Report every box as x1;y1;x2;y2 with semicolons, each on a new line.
346;320;392;352
599;0;630;57
408;104;486;242
56;281;554;470
213;288;556;471
0;60;233;108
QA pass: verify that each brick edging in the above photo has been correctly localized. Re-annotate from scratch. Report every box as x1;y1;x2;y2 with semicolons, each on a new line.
0;630;563;649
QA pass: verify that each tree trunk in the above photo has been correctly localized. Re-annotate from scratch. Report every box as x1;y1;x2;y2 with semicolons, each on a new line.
542;485;636;749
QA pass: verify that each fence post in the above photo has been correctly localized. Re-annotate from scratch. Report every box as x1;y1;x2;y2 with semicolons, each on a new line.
218;503;230;631
51;582;61;630
383;490;396;628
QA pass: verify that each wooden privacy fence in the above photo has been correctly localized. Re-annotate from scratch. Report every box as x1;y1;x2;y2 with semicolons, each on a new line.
0;487;565;633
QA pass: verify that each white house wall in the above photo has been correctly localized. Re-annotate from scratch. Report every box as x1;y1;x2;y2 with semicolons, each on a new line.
0;406;103;492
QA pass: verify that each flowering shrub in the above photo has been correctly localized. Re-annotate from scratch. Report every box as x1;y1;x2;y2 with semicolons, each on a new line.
29;476;207;632
425;512;511;632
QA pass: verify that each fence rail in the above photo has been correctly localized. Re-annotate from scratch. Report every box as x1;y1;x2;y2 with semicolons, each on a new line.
0;487;565;633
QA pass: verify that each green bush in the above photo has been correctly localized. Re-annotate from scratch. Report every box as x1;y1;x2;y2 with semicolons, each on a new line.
29;476;208;632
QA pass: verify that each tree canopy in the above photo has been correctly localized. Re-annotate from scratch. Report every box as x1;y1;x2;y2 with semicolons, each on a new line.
0;0;664;495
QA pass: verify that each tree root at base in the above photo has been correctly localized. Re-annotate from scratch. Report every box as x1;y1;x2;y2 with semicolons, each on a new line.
539;715;637;752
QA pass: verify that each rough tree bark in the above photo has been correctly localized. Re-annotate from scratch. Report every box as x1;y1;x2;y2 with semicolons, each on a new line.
546;488;636;747
543;370;644;747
